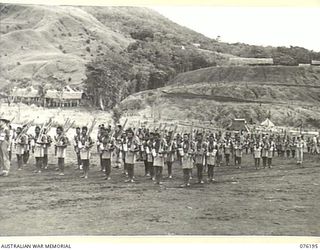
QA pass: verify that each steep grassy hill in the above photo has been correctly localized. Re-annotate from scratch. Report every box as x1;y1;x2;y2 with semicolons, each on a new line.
120;66;320;128
0;4;131;90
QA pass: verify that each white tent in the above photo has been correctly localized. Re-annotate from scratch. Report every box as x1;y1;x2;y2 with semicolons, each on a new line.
261;118;275;127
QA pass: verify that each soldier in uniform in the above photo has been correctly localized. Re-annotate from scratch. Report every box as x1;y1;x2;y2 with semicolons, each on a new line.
123;128;139;183
194;133;206;184
22;124;31;167
31;126;46;173
54;126;69;175
78;126;94;179
96;124;104;172
268;138;276;168
152;132;167;185
296;136;305;165
42;128;52;170
291;137;297;158
206;134;218;182
179;133;194;187
14;127;27;170
223;136;232;166
140;135;149;176
113;125;123;169
165;132;176;179
253;141;262;170
0;118;11;177
234;141;243;169
99;127;115;180
8;125;14;162
146;132;155;180
73;127;82;170
261;138;269;168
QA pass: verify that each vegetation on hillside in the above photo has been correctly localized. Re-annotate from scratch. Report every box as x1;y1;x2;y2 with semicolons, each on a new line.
83;6;320;110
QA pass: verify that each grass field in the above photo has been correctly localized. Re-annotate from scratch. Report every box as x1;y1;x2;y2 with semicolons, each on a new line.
0;149;319;236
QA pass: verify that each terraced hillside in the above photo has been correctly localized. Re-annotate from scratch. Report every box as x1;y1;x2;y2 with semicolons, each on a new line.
121;66;320;128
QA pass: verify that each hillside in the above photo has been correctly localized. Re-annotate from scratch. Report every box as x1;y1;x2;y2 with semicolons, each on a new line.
120;66;320;128
0;3;225;93
2;4;320;99
0;4;131;90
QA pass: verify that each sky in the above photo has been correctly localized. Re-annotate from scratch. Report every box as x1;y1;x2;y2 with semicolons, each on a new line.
151;6;320;52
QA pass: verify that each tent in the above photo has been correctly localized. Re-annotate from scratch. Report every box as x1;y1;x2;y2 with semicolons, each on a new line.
261;118;275;127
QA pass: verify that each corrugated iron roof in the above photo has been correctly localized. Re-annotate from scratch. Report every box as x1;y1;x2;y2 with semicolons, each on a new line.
11;86;38;98
11;86;83;100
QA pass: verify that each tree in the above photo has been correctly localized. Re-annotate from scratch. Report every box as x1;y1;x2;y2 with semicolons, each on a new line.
85;50;133;110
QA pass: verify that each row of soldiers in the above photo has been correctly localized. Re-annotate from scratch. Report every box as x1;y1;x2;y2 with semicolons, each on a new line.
1;119;319;187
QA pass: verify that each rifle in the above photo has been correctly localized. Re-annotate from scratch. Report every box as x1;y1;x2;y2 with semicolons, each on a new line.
87;118;97;137
15;120;34;142
113;118;128;139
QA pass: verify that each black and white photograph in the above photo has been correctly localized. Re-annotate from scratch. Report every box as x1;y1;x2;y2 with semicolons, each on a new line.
0;0;320;240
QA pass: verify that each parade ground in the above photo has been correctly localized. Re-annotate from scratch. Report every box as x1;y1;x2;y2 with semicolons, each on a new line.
0;152;319;236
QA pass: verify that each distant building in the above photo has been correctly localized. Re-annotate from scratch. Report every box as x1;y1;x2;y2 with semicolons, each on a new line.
228;118;250;132
229;57;274;66
45;86;84;107
11;86;40;104
10;85;84;107
298;63;311;67
311;60;320;66
192;43;201;48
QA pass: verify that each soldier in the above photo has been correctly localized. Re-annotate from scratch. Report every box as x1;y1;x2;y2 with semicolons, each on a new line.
146;132;155;180
73;127;82;170
291;137;297;158
223;137;232;166
268;138;276;168
22;124;31;167
296;136;305;165
194;132;205;184
42;128;52;170
312;135;319;154
99;127;115;180
285;137;291;158
206;135;218;182
140;135;149;176
179;133;194;187
234;141;243;169
123;128;139;183
261;138;269;168
54;126;69;175
96;124;104;172
31;126;45;173
0;118;11;177
14;127;26;170
8;125;14;162
165;132;176;179
216;139;224;168
253;142;262;170
113;125;123;169
152;132;167;185
78;126;94;179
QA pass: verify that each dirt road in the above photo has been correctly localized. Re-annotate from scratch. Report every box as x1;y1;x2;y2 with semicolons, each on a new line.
0;152;319;236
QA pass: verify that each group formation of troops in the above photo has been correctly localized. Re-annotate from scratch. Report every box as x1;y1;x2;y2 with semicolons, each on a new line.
0;118;319;187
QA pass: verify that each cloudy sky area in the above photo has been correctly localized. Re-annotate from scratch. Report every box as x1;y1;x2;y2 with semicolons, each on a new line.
151;7;320;52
